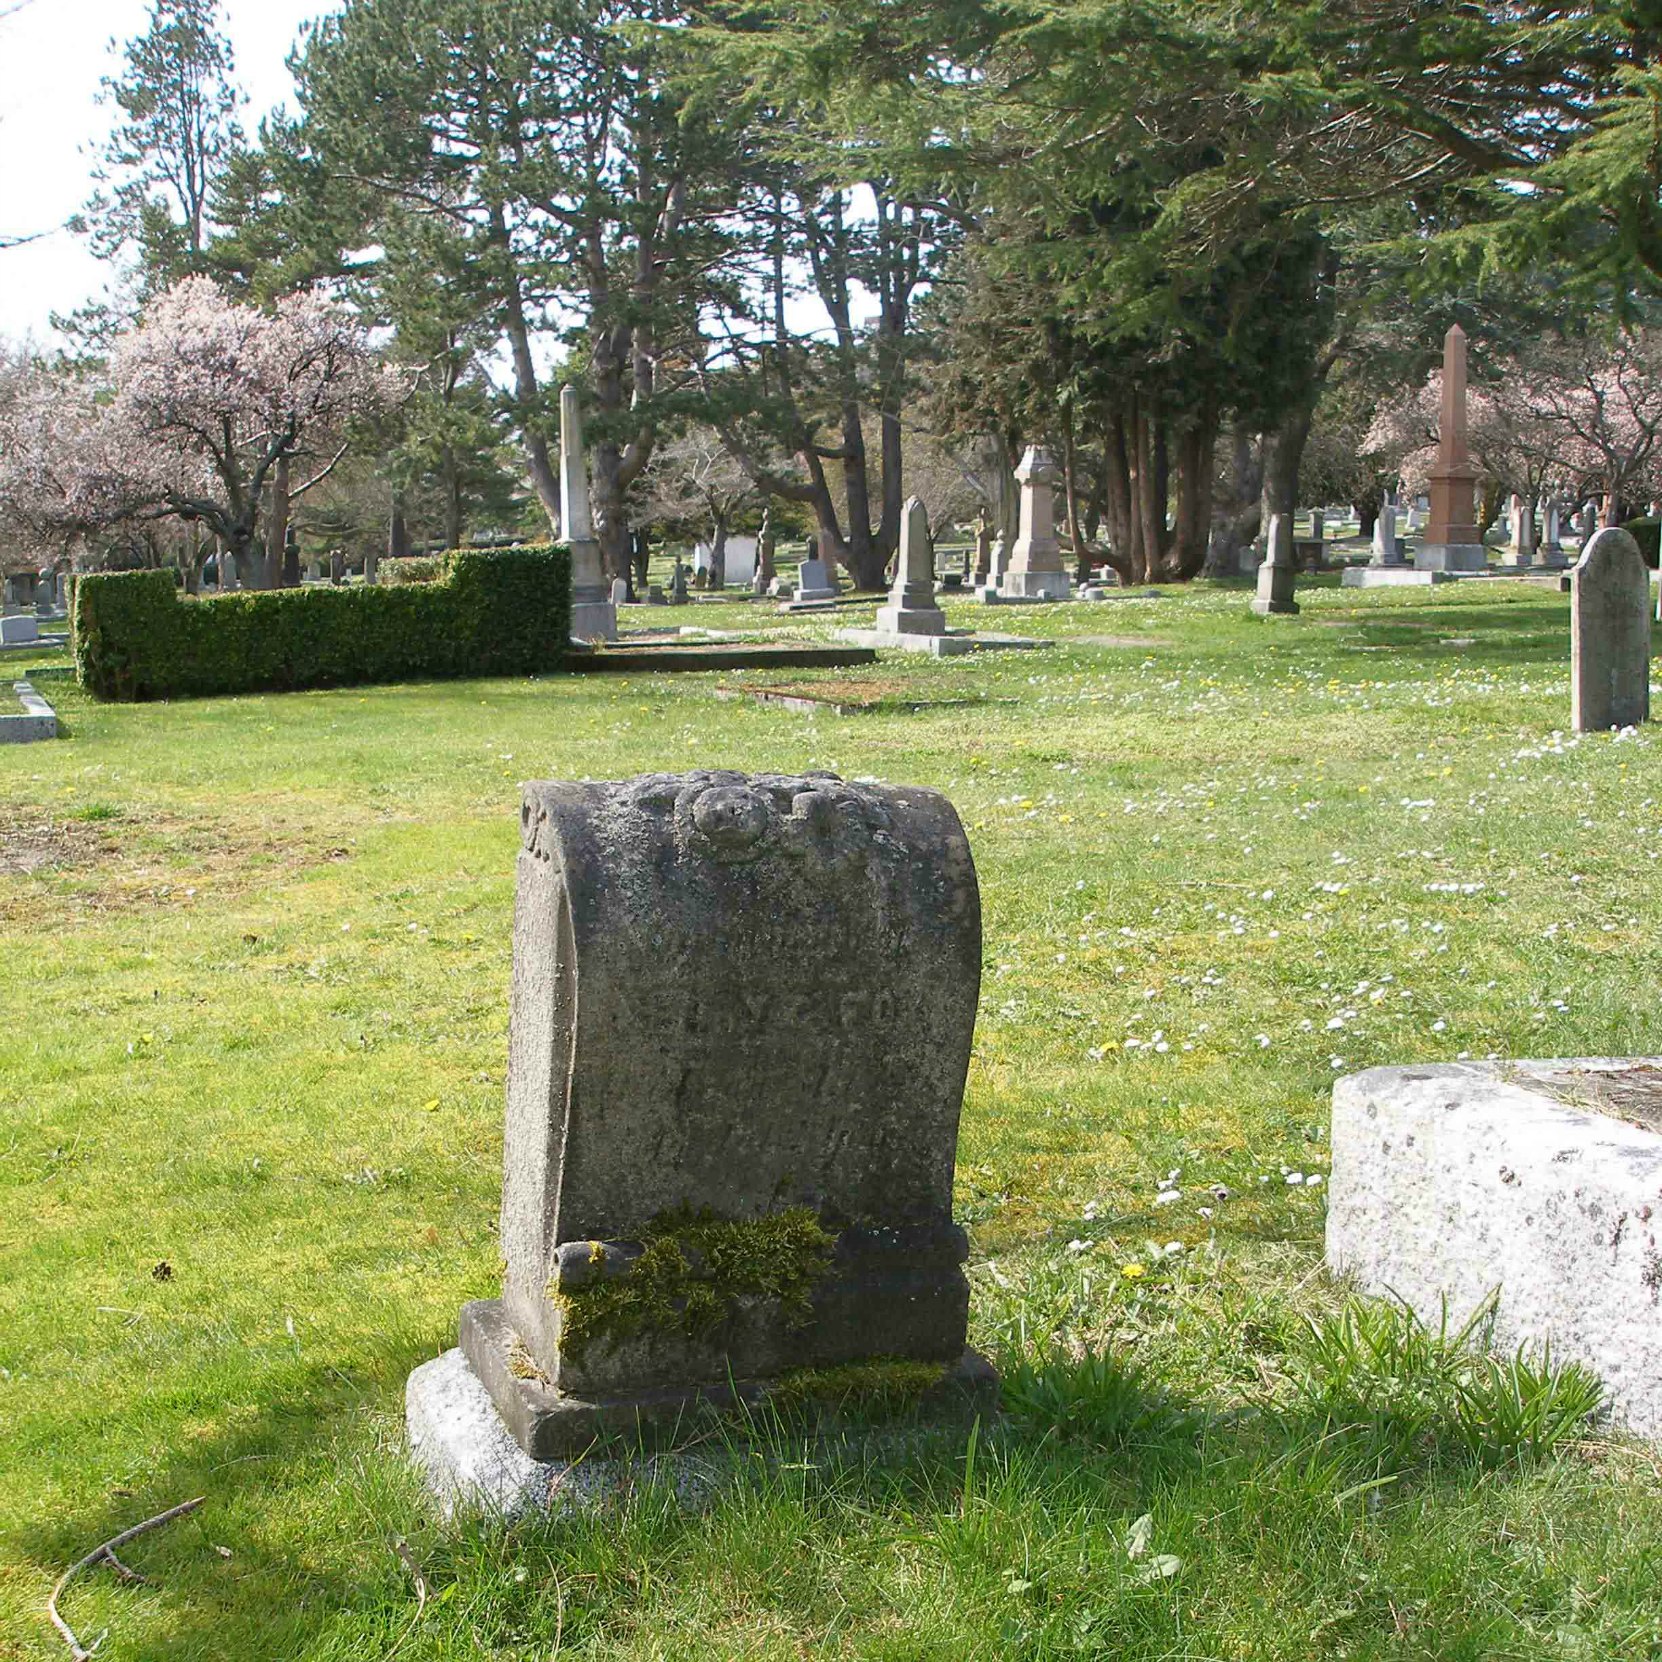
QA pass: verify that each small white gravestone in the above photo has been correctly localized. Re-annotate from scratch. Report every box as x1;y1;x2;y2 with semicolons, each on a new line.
794;535;839;603
1250;513;1299;616
560;385;618;643
999;448;1070;600
1571;527;1651;731
610;577;629;608
1370;490;1402;566
875;498;948;637
1538;500;1567;568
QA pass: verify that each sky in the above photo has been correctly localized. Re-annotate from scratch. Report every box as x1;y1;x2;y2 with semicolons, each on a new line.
0;0;337;343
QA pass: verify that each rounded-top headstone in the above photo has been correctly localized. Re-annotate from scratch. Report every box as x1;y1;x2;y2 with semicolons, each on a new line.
1571;527;1651;731
473;770;985;1450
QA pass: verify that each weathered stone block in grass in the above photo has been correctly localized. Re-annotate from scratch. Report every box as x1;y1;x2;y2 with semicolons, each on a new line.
1570;527;1651;732
449;769;991;1460
1328;1058;1662;1438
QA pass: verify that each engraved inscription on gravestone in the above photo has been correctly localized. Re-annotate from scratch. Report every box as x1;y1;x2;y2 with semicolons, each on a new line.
454;769;992;1457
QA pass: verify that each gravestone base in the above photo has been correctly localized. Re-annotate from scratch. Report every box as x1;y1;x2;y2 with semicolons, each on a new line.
0;681;58;742
1342;567;1457;588
571;599;619;643
1329;1058;1662;1440
873;603;948;637
1536;546;1569;570
1415;542;1487;573
441;1298;997;1468
837;627;1051;657
407;1346;726;1521
998;570;1071;601
1499;548;1535;569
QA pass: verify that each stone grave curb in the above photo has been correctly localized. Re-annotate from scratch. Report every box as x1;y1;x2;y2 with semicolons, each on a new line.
0;680;59;743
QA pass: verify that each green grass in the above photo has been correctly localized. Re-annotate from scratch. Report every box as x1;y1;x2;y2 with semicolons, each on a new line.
4;573;1662;1659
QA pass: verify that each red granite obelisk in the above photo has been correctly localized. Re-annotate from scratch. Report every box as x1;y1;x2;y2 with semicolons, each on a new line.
1417;325;1486;573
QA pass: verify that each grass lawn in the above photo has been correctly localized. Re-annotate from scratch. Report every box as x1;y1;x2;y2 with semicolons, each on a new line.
4;572;1662;1659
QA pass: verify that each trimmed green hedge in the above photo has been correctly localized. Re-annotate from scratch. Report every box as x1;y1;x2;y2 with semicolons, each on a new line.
74;545;571;701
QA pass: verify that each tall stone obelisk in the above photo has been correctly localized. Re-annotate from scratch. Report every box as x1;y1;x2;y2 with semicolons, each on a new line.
560;385;618;643
1416;326;1486;574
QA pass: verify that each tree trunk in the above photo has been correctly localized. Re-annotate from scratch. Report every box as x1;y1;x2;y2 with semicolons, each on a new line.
264;454;291;590
1061;399;1091;582
1204;428;1261;578
492;206;562;533
709;513;728;588
388;503;412;562
1102;409;1136;582
1168;407;1218;580
1131;400;1169;580
1260;398;1316;532
839;402;883;589
442;452;464;551
631;529;650;597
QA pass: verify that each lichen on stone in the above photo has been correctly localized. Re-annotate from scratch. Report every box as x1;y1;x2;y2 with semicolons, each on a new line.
551;1205;835;1358
507;1337;551;1385
772;1357;947;1410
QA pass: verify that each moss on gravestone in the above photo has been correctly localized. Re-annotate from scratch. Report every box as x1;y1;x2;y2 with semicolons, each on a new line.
551;1206;836;1359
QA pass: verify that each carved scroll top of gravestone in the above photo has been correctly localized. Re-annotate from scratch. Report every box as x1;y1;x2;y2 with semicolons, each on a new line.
505;770;982;1262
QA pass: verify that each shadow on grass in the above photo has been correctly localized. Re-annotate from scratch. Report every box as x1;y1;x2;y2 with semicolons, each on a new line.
2;1291;1615;1661
7;1327;436;1661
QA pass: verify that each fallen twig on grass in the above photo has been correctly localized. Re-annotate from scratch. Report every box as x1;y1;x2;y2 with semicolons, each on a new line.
383;1536;430;1662
391;1537;428;1618
48;1496;205;1660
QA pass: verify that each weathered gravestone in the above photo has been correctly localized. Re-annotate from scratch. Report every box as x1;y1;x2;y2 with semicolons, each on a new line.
999;447;1070;600
1538;500;1566;568
1250;512;1300;616
1571;527;1651;731
414;770;992;1485
561;385;619;643
1370;491;1402;567
875;498;947;637
793;535;839;604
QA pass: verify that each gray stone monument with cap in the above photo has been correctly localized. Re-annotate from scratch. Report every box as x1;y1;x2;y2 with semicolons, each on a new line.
409;770;993;1490
875;498;947;637
999;448;1070;600
1571;527;1651;731
561;385;619;643
1251;513;1300;616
